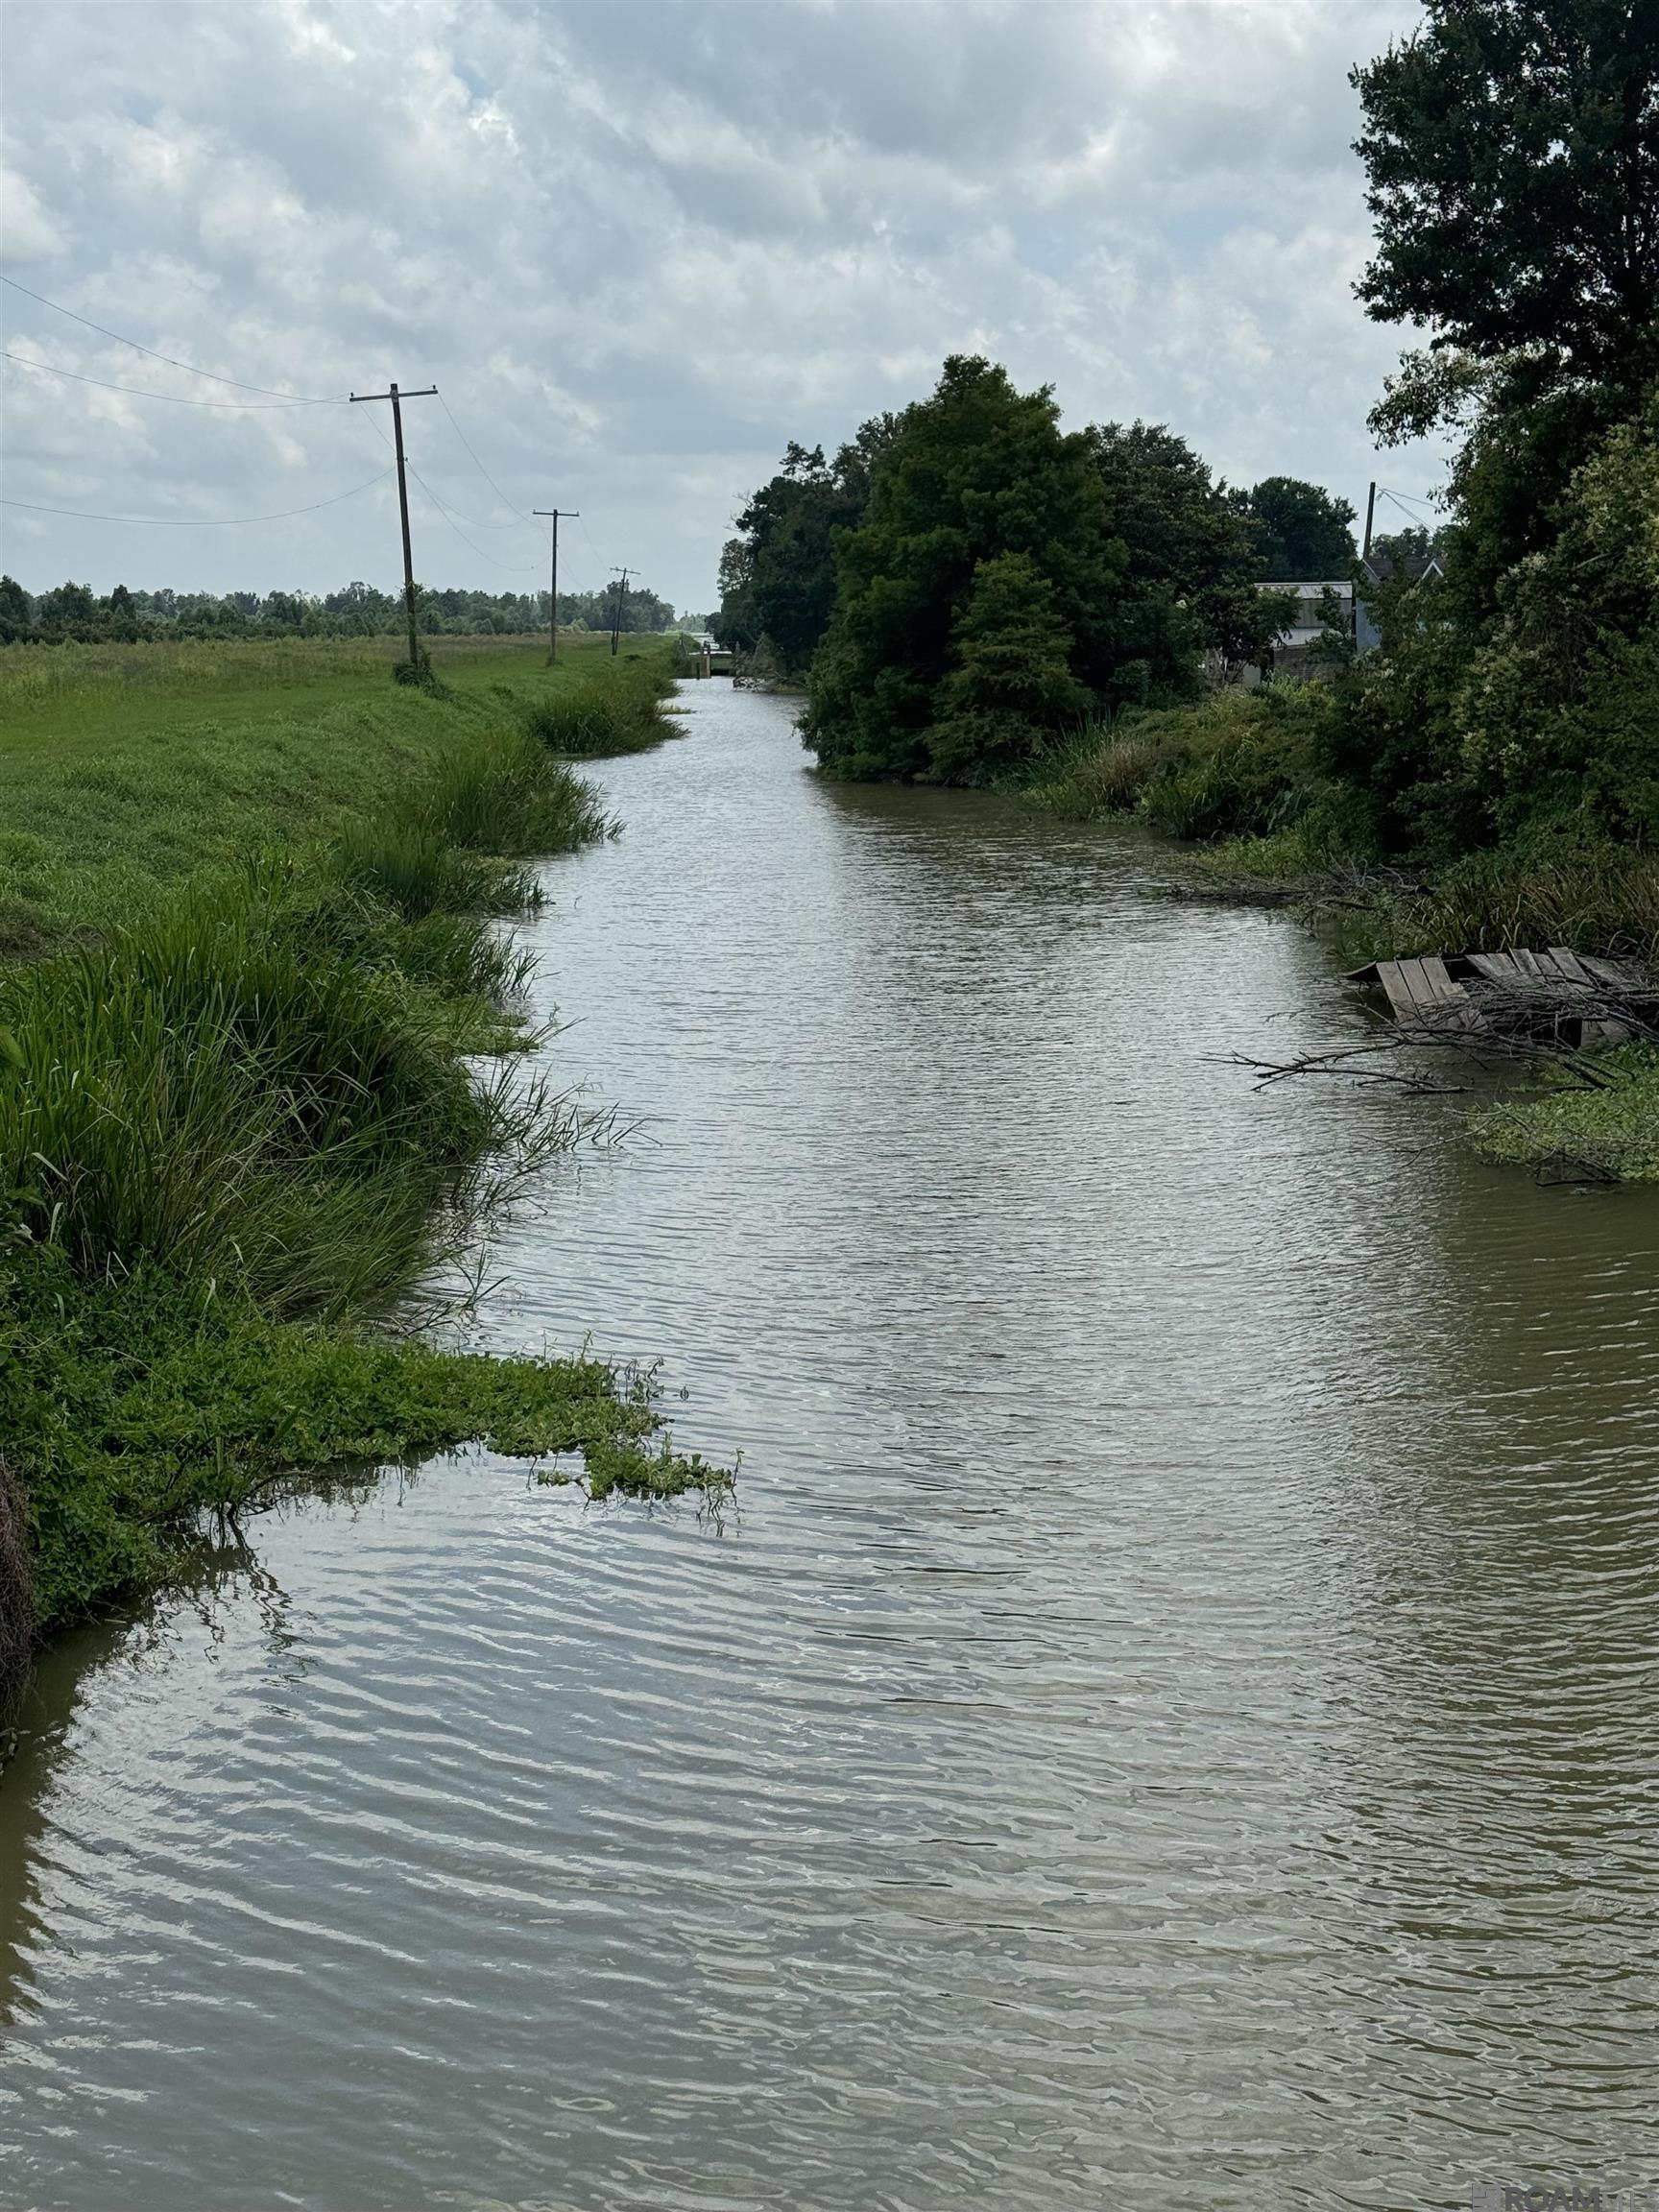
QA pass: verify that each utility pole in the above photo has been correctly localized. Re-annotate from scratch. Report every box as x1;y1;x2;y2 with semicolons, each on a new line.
1362;480;1377;564
349;380;438;671
610;567;630;657
531;509;579;662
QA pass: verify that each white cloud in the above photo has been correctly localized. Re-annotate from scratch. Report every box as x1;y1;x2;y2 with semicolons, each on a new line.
0;0;1443;607
0;165;65;261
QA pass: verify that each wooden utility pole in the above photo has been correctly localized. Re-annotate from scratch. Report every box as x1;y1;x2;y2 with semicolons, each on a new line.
531;509;579;661
610;567;630;656
349;381;438;670
1362;480;1377;563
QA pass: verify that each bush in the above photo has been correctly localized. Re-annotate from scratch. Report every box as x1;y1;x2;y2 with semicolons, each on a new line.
1029;683;1339;842
1024;718;1168;820
522;661;677;759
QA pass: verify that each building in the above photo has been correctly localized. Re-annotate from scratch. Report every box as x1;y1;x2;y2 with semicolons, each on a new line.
1355;545;1446;652
1211;579;1356;685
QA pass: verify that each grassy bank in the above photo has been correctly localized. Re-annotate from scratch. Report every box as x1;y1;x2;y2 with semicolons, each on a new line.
0;635;717;1703
1025;685;1659;1180
0;634;677;952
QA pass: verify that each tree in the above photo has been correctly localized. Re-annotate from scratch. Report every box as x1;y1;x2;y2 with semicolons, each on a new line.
33;581;97;637
103;584;142;641
732;443;844;672
802;356;1125;782
1092;421;1255;596
1204;584;1301;684
1329;1;1659;860
716;419;901;672
1088;421;1262;694
0;576;30;642
1353;0;1659;400
929;553;1093;782
712;538;758;649
1231;477;1358;578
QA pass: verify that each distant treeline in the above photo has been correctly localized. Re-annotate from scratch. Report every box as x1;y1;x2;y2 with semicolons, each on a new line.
0;576;709;645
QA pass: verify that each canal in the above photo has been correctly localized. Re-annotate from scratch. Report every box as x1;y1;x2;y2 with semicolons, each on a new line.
3;679;1657;2209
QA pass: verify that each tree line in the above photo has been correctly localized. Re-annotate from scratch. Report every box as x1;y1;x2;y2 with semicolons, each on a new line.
715;410;1359;771
0;576;698;645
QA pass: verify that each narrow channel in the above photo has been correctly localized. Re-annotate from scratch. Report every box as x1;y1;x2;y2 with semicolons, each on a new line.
3;681;1657;2210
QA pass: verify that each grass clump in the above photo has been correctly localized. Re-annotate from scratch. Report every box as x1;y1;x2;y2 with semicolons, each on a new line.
1345;844;1659;968
522;656;679;758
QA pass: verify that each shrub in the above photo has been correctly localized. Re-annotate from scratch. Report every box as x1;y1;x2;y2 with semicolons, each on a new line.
521;662;676;759
1028;683;1339;843
1024;719;1168;820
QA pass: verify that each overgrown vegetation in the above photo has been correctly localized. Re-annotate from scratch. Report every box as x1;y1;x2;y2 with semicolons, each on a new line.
521;653;684;757
0;636;721;1676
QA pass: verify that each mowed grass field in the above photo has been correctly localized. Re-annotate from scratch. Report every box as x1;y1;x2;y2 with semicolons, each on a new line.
0;633;660;950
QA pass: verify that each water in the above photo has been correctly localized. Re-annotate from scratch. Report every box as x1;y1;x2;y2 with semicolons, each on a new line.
4;681;1657;2211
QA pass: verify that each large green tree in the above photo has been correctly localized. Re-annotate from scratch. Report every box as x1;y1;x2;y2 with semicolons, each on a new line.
1329;0;1659;855
1230;477;1358;578
1089;421;1262;692
802;357;1125;782
929;553;1094;782
1353;0;1659;398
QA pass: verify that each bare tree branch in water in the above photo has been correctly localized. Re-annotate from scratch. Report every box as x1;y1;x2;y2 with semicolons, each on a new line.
1222;1039;1469;1094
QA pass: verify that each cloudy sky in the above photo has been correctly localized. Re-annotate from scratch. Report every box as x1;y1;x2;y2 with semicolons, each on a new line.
0;0;1443;613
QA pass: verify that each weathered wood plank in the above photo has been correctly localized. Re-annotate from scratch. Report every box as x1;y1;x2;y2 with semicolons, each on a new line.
1374;959;1419;1021
1544;947;1597;986
1353;942;1652;1046
1581;953;1649;994
1393;956;1430;1006
1389;955;1482;1029
1467;950;1525;985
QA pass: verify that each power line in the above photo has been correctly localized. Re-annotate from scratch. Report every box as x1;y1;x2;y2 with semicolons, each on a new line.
437;390;532;524
407;464;543;570
353;402;541;571
578;515;609;568
1;347;332;410
0;273;349;404
0;469;395;527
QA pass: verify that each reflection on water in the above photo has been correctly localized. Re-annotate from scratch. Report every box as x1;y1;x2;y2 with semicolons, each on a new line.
3;681;1657;2211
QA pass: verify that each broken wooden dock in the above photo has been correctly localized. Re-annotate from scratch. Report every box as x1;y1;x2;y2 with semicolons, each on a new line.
1346;948;1658;1046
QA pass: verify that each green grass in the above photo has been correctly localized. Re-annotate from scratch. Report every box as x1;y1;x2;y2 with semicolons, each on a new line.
0;633;719;1679
521;660;684;757
2;1254;728;1656
0;633;657;952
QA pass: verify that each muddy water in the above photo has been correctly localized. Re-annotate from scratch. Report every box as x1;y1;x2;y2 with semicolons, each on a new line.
3;680;1657;2211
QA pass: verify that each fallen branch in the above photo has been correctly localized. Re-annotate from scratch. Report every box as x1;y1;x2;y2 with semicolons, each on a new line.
1220;1041;1468;1094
